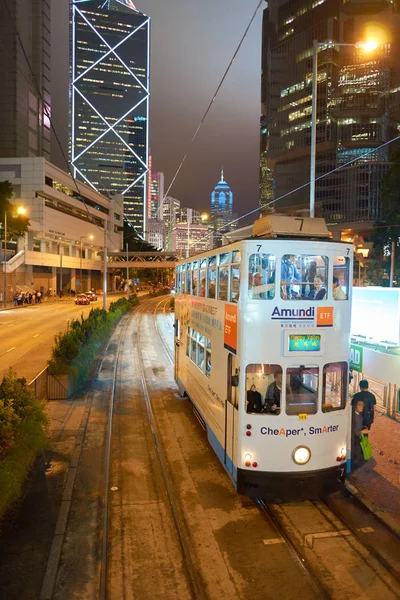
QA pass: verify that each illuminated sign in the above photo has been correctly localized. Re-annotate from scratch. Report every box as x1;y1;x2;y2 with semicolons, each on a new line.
352;287;400;346
224;304;238;355
289;334;321;352
350;344;363;372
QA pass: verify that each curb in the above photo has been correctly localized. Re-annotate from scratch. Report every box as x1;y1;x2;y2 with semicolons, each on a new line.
345;480;400;538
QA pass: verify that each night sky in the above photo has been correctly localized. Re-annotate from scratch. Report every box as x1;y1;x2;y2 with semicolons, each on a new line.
51;0;264;222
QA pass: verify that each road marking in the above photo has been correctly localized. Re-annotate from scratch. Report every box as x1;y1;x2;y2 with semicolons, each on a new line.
304;527;374;548
6;347;16;353
263;538;285;545
33;334;39;338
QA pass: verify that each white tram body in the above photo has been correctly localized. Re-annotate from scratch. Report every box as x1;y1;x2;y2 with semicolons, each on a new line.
174;216;353;500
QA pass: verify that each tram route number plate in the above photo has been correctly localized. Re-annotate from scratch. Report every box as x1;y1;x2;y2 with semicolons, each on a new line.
298;414;308;421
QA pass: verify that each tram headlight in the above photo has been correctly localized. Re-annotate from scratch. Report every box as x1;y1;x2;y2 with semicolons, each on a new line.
293;446;311;465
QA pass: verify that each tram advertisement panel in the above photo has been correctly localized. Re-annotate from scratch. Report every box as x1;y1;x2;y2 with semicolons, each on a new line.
224;305;237;355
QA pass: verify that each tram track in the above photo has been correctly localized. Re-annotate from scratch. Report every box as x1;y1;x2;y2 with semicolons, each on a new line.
136;297;206;599
256;495;400;599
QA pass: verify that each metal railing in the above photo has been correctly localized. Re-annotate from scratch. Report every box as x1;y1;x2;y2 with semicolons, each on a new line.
29;366;69;401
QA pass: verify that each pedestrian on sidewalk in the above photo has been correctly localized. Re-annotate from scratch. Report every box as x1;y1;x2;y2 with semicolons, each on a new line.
351;380;376;430
352;398;370;470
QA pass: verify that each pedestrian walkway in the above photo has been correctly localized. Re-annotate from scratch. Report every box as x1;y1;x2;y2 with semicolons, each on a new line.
348;408;400;533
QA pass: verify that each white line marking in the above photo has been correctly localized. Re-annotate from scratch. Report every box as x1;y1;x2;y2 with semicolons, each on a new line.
263;538;285;545
33;334;39;338
6;347;16;353
304;527;374;548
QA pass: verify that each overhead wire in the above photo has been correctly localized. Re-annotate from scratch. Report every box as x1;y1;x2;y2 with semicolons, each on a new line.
156;0;265;219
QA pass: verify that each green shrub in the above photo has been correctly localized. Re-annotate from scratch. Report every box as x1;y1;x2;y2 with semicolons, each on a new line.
48;295;139;390
169;297;175;310
0;369;49;519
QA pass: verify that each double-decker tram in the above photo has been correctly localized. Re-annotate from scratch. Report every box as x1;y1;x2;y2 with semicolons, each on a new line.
174;215;353;501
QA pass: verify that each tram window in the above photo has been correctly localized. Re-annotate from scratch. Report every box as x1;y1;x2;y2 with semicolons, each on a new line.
248;254;276;300
285;366;318;415
186;269;192;295
200;258;207;268
199;269;206;297
230;264;240;303
333;257;349;301
193;269;199;296
322;362;347;412
198;345;205;371
281;255;328;300
218;267;229;301
245;364;283;414
181;271;186;294
206;350;211;376
208;255;217;267
232;250;241;263
219;253;229;265
208;267;216;299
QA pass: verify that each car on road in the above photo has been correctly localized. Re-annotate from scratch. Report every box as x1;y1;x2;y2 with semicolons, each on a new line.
86;291;98;301
75;294;91;305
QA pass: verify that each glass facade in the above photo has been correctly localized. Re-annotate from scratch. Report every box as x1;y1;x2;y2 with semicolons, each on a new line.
70;0;150;233
260;0;399;224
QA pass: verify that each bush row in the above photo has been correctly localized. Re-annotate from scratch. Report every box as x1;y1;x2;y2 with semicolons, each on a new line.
0;370;48;519
48;295;138;390
149;288;171;298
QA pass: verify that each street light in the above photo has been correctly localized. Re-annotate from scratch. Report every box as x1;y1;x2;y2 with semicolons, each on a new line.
310;39;378;218
2;205;26;308
80;234;94;293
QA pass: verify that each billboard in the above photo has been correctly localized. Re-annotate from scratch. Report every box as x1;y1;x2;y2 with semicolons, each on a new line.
351;287;400;346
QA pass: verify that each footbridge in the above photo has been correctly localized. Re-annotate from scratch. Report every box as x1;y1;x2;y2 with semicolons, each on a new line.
106;251;180;269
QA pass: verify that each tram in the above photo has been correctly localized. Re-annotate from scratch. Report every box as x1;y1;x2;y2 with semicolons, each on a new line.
174;215;352;501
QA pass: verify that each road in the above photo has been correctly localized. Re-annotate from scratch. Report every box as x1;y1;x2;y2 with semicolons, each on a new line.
0;294;127;383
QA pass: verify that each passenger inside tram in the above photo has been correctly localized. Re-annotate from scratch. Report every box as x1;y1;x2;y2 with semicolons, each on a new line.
308;275;327;300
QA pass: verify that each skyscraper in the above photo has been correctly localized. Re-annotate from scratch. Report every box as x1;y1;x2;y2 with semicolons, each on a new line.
211;170;235;246
70;0;150;234
261;0;400;226
150;171;165;220
0;0;51;159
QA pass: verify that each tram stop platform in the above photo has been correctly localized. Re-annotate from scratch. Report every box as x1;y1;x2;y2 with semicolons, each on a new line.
346;409;400;536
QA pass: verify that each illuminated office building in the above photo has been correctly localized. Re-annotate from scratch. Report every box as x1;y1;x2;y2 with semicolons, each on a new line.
261;0;400;226
70;0;150;234
211;170;236;247
150;171;165;220
0;0;51;159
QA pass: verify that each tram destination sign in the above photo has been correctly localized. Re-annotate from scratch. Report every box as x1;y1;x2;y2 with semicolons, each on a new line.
289;334;321;352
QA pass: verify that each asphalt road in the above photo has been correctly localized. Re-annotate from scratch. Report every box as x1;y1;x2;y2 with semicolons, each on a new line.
0;294;127;383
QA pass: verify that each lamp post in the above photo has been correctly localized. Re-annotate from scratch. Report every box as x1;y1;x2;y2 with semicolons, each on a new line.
310;39;378;218
3;205;26;308
80;234;94;293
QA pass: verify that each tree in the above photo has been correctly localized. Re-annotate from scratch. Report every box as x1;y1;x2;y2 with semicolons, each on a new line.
0;180;30;240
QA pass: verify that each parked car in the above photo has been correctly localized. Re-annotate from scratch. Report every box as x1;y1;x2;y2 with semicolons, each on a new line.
86;291;98;301
75;294;91;305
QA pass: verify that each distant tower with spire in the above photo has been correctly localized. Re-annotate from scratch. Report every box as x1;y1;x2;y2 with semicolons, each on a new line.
211;168;233;217
210;169;235;247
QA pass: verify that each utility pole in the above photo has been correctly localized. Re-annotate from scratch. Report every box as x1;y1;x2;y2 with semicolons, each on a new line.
3;210;7;308
126;242;129;298
103;220;108;310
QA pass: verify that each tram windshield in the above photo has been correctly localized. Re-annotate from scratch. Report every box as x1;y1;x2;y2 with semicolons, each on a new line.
281;255;328;300
285;366;318;415
322;362;347;412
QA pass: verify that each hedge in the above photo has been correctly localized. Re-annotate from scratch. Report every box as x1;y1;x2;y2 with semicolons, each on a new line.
0;370;48;520
48;295;138;392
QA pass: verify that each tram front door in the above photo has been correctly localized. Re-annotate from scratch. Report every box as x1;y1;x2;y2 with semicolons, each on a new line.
174;318;180;381
224;353;239;477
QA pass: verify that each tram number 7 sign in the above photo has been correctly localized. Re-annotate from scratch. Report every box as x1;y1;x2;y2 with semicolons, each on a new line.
224;305;238;355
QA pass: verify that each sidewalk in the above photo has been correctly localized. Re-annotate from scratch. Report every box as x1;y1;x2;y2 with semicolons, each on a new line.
346;409;400;535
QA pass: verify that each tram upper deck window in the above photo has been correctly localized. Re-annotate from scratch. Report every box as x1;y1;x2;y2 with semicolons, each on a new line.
286;366;318;415
185;264;192;295
281;255;328;300
322;362;347;412
193;267;199;296
245;364;283;414
218;266;229;301
333;256;349;301
208;256;217;299
248;254;276;299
